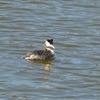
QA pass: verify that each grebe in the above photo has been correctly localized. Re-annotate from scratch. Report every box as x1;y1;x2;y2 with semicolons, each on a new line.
24;39;55;60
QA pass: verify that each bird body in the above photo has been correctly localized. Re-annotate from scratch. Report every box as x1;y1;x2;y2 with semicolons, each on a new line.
24;39;55;60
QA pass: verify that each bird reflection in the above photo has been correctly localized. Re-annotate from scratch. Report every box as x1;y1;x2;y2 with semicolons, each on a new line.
26;59;54;71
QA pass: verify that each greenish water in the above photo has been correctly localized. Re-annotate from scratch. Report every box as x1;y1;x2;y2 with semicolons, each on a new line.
0;0;100;100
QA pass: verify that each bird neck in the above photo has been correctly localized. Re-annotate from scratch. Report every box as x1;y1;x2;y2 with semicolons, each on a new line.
45;47;54;54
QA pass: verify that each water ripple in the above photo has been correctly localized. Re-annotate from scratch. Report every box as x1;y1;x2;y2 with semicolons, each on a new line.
0;0;100;99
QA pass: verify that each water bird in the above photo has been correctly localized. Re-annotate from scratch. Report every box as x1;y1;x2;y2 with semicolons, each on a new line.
24;39;55;60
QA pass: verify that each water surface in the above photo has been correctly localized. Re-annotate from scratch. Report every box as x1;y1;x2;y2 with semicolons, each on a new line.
0;0;100;100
